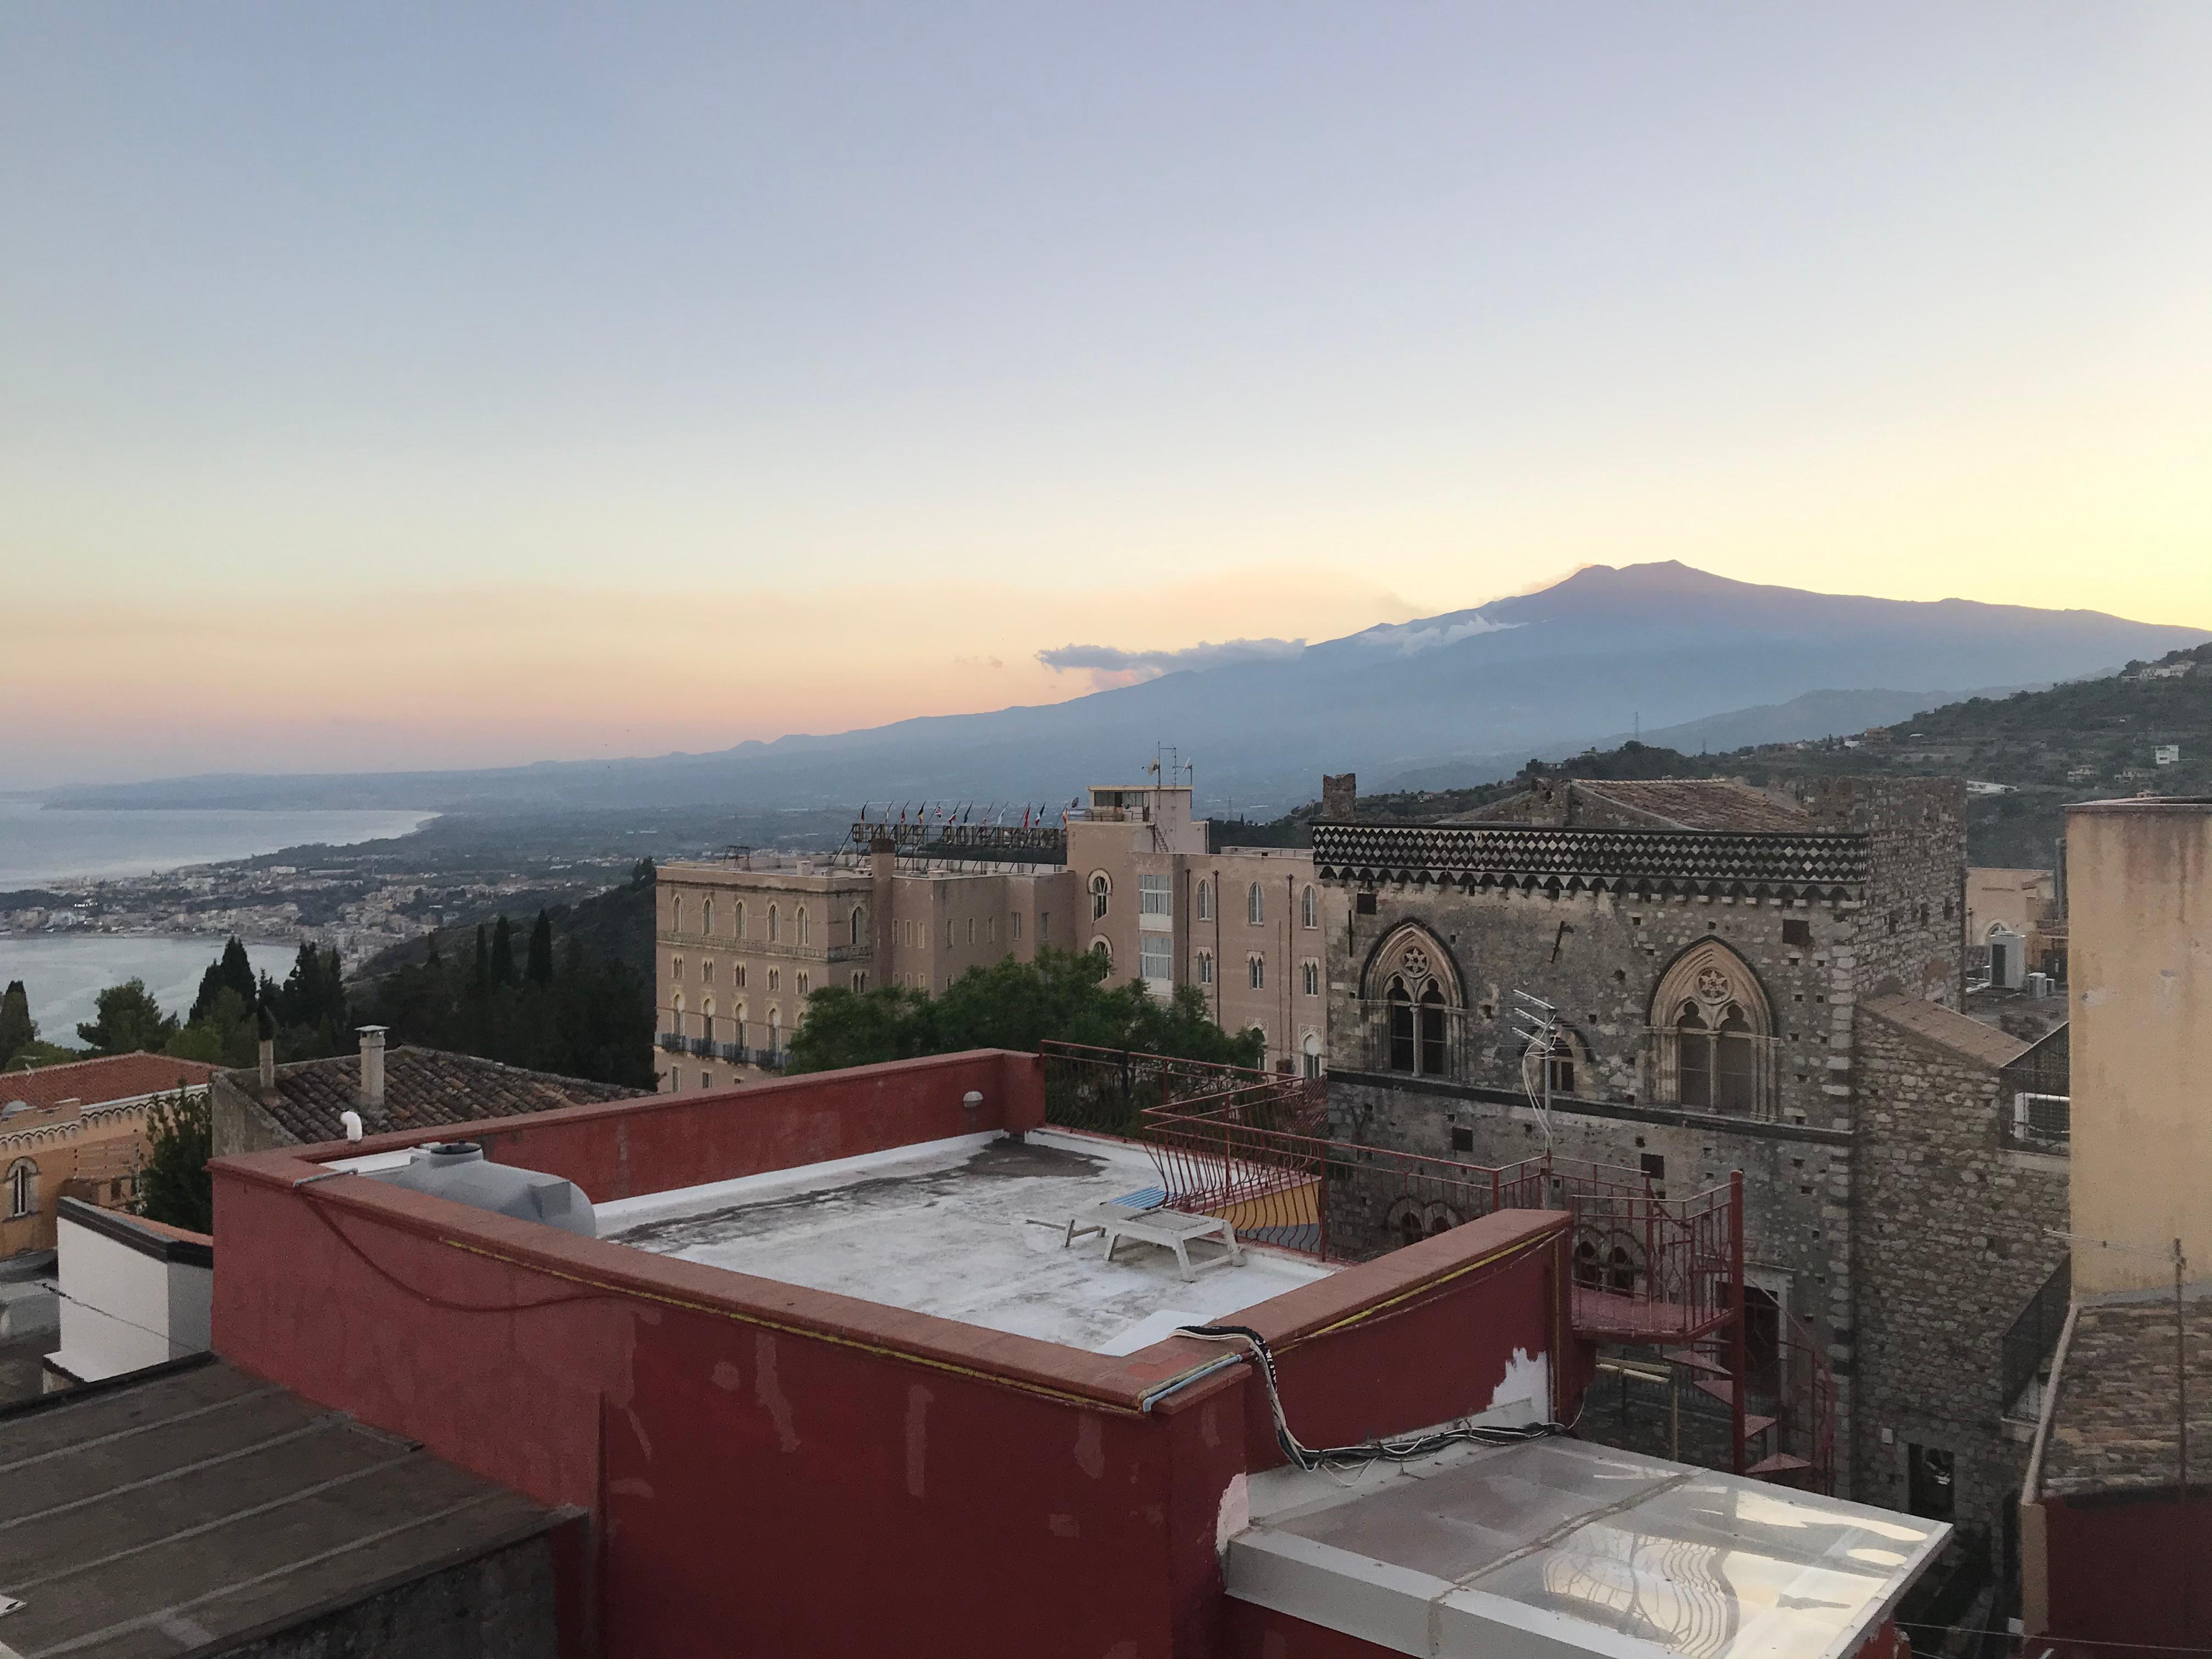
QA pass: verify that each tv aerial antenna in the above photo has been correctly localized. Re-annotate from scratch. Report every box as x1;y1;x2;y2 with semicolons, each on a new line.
1510;989;1562;1150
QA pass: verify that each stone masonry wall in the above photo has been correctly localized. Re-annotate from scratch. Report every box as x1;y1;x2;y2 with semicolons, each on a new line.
1849;1007;2069;1555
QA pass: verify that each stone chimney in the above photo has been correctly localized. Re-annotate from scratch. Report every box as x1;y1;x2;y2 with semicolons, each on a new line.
357;1025;388;1112
1321;773;1357;820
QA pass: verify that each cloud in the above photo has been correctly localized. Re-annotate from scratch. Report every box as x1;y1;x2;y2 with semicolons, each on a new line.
1036;636;1306;686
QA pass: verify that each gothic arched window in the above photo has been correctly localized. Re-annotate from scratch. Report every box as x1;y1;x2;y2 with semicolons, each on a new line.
1247;883;1265;926
5;1159;35;1220
768;905;780;944
1090;873;1111;920
1196;879;1212;921
851;907;865;946
1300;885;1318;929
1366;925;1464;1080
1650;941;1773;1116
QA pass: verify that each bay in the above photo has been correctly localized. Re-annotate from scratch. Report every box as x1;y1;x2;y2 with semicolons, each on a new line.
0;935;303;1045
0;802;436;888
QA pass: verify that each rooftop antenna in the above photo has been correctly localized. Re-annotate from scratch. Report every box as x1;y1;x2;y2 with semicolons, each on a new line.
1509;989;1562;1150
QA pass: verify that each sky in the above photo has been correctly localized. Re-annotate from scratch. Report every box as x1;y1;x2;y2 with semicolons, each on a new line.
4;3;2209;788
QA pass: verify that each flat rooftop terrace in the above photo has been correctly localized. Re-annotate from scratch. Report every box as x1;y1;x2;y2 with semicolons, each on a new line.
595;1128;1334;1356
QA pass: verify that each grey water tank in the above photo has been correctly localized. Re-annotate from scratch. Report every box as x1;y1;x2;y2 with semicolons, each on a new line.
365;1142;596;1238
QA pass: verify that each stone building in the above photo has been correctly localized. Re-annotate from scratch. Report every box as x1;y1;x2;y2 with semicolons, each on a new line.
653;771;1329;1088
1311;771;2070;1573
2;1053;217;1259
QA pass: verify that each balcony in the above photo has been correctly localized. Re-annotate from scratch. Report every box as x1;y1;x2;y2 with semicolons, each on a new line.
2002;1255;2071;1420
656;1032;684;1053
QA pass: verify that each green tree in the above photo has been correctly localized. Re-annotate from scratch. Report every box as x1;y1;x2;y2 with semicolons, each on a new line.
472;923;492;991
138;1088;213;1234
490;916;516;986
786;949;1262;1076
0;980;35;1070
76;979;179;1056
189;936;258;1025
167;987;259;1069
526;910;555;986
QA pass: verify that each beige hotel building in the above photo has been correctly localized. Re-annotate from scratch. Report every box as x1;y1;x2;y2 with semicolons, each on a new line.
653;774;1333;1091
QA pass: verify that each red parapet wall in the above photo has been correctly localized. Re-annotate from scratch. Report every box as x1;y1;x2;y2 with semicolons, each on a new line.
208;1051;1584;1659
2041;1491;2212;1655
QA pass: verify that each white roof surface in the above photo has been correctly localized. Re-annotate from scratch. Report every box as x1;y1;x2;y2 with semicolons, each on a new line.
1231;1437;1948;1659
594;1129;1333;1356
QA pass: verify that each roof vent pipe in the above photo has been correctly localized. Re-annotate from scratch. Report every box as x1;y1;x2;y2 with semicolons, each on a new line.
357;1025;388;1111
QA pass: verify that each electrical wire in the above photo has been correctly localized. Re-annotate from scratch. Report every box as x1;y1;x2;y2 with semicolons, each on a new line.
1173;1322;1566;1474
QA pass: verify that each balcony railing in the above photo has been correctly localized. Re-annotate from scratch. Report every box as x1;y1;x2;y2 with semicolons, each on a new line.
656;1032;685;1053
2001;1255;2071;1416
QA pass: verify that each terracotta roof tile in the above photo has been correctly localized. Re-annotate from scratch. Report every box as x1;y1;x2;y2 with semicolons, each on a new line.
223;1046;646;1147
0;1052;217;1114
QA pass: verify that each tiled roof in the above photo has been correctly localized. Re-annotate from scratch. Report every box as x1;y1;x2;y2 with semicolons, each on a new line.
2042;1296;2212;1498
1311;821;1868;898
1452;778;1814;832
1862;995;2032;1069
0;1052;216;1114
224;1046;646;1147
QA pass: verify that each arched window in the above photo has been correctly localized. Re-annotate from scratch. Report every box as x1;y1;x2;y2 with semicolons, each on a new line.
1197;950;1214;985
1364;925;1463;1080
768;968;781;993
1523;1026;1589;1099
851;972;867;992
669;994;685;1039
735;962;747;989
768;1006;781;1052
1090;873;1110;920
1247;883;1264;926
1248;955;1265;990
702;997;716;1043
702;897;714;936
796;970;810;997
5;1159;36;1220
851;907;865;947
1091;937;1112;965
1650;941;1772;1116
735;901;746;940
733;1000;746;1047
768;905;780;943
797;908;810;945
1301;959;1320;996
671;896;683;935
1300;885;1317;929
1196;879;1212;921
1302;1031;1323;1080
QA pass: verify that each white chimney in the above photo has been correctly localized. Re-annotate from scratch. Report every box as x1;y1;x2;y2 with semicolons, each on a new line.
258;1036;276;1094
357;1025;388;1112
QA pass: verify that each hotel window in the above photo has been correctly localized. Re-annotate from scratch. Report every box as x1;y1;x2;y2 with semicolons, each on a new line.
1090;873;1111;920
768;905;780;944
1247;883;1264;926
768;968;781;992
797;971;809;997
852;972;867;992
1040;911;1051;942
1198;951;1214;985
702;960;715;985
1196;879;1212;921
1139;872;1172;921
671;897;682;934
988;916;997;944
1300;885;1317;929
967;917;976;945
1248;955;1265;990
1012;912;1023;941
797;907;810;946
946;919;955;949
669;995;684;1037
736;962;747;989
1140;934;1172;981
673;957;685;982
1301;959;1320;996
1091;938;1112;966
851;907;865;946
702;898;714;936
735;901;745;939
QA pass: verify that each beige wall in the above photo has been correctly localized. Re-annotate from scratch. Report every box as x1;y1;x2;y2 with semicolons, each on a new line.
2066;800;2212;1294
2;1102;156;1258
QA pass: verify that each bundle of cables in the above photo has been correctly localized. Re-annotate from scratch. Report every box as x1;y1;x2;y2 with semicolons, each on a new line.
1173;1323;1569;1475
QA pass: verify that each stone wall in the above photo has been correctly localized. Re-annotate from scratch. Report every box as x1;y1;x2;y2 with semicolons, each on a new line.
1850;1005;2069;1554
1800;776;1968;1009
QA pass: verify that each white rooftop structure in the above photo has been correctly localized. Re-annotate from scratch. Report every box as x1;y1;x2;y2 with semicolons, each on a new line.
1231;1437;1948;1659
595;1129;1333;1356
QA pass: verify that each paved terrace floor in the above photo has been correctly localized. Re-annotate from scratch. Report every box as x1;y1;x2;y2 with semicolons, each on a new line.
596;1129;1335;1356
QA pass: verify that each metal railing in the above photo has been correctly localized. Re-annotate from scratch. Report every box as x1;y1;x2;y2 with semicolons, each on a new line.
1039;1042;1306;1139
2002;1091;2070;1153
656;1032;684;1053
2001;1255;2071;1414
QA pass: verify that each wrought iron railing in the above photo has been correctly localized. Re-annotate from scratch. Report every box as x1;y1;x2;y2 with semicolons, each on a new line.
2001;1255;2071;1414
1038;1041;1305;1139
656;1032;684;1053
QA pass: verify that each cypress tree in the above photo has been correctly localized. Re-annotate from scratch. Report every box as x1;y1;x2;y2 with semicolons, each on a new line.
526;911;555;986
219;936;256;1003
0;980;35;1070
490;916;516;986
473;923;491;990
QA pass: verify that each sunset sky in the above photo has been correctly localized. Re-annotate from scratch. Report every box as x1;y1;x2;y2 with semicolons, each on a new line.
5;4;2209;788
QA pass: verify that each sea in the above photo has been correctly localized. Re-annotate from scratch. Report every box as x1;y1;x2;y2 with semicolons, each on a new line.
0;802;437;1040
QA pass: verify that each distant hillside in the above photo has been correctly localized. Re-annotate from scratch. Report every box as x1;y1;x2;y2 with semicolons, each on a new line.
48;562;2205;817
1235;642;2212;868
351;860;656;989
